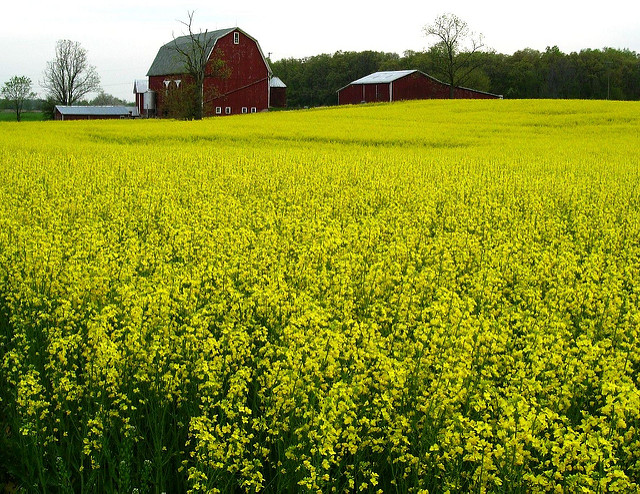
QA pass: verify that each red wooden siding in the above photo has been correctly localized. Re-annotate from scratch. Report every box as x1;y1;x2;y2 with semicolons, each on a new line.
270;87;286;108
338;71;501;104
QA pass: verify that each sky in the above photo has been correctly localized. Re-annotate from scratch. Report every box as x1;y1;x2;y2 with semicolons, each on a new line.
2;0;639;102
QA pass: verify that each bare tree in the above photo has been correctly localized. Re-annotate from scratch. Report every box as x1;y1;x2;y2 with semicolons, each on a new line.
1;76;37;122
41;40;101;106
170;11;228;119
424;13;488;98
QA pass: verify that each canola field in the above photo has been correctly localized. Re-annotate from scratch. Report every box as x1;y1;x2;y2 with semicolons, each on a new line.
1;100;640;493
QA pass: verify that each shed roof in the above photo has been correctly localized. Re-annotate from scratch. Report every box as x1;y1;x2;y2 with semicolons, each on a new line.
270;76;287;88
55;106;134;116
349;70;418;85
133;79;149;93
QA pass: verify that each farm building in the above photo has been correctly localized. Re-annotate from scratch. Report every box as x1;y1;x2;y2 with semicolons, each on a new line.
337;70;502;105
269;76;287;108
54;105;137;121
133;79;156;118
146;27;272;117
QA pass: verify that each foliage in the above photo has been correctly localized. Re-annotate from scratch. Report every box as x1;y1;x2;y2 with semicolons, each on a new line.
89;91;130;106
1;76;37;122
41;39;101;106
271;47;640;107
1;100;640;493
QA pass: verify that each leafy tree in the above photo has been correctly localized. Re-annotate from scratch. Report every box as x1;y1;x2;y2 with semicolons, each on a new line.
41;40;101;105
89;91;129;106
1;76;36;122
424;13;489;98
41;96;58;120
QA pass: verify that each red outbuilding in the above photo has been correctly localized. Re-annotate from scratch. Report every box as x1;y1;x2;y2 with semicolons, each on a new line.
337;70;502;105
54;105;136;121
269;76;287;108
146;27;272;117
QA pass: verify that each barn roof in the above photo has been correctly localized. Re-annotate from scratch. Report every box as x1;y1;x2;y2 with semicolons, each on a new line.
147;27;272;77
133;79;149;93
270;76;287;88
55;106;134;116
338;69;502;98
349;70;418;85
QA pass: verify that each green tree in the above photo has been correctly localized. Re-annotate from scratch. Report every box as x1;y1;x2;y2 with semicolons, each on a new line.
90;91;129;106
1;76;37;122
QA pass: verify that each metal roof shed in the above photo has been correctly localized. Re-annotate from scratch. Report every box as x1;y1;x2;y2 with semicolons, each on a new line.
337;70;502;104
54;106;135;120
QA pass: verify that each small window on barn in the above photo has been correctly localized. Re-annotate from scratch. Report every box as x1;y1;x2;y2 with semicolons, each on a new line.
215;107;222;115
250;107;257;113
225;107;231;115
242;107;248;114
234;32;240;44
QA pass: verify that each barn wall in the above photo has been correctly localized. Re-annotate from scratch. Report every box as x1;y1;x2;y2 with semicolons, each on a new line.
339;72;501;105
135;93;144;115
453;86;499;99
149;29;270;117
149;75;196;117
270;87;286;108
205;31;269;115
338;85;365;105
55;111;128;121
393;73;450;100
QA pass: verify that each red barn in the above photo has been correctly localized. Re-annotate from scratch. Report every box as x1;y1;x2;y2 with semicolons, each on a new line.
146;27;271;117
337;70;502;105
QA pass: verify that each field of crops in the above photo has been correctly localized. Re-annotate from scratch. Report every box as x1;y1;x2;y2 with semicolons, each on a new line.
1;99;640;493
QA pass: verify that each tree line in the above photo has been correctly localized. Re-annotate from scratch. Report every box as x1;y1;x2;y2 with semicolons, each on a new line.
3;12;639;121
271;46;640;108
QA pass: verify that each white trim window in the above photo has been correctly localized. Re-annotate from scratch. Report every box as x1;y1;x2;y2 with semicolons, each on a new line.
215;107;222;115
233;32;240;44
250;107;257;113
225;107;231;115
242;107;248;114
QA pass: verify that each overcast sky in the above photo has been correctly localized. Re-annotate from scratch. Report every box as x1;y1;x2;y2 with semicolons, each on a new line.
2;0;639;102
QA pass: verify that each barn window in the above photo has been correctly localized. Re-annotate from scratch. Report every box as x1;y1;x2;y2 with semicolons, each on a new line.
234;32;240;44
215;107;222;115
250;107;257;113
242;107;248;114
225;107;231;115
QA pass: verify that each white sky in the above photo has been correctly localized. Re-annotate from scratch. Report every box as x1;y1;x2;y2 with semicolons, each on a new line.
2;0;639;102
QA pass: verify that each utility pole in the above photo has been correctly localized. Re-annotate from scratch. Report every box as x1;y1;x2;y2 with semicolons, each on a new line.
605;61;613;100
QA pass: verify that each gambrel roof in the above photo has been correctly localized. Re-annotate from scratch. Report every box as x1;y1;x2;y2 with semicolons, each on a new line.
147;27;271;77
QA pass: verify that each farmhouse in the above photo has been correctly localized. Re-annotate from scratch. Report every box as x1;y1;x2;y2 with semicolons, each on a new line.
337;70;502;105
54;105;136;121
145;27;274;117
